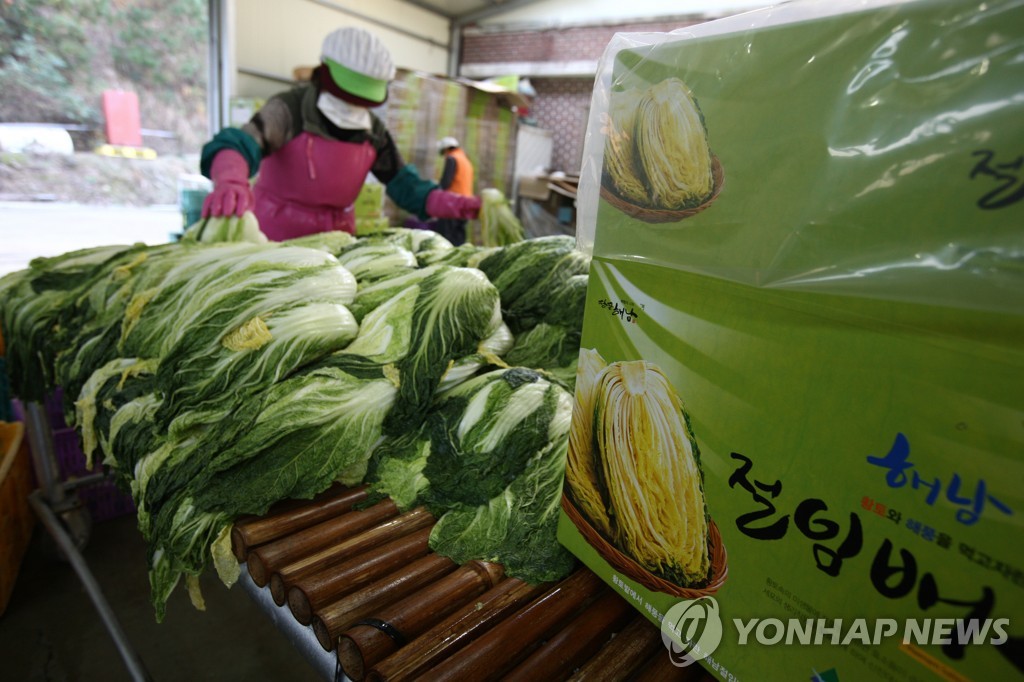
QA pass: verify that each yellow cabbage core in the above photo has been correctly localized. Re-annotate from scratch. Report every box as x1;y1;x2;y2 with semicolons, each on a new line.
566;348;613;536
634;77;714;210
221;315;273;351
603;91;649;204
594;360;709;585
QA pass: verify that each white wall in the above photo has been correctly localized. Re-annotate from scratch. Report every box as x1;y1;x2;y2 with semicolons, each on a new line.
231;0;452;99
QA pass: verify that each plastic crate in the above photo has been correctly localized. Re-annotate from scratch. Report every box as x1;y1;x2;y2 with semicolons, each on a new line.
0;422;35;616
43;388;69;428
54;426;89;477
51;426;135;522
76;479;136;524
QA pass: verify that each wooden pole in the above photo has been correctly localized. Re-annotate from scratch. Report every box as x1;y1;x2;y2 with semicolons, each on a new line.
566;615;664;681
336;561;505;680
267;505;431;604
286;526;433;625
230;484;367;561
364;578;550;682
501;587;636;682
248;498;400;588
311;553;456;652
631;649;709;681
415;568;605;682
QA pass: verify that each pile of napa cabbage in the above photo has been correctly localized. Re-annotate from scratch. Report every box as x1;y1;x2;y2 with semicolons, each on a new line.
0;216;591;621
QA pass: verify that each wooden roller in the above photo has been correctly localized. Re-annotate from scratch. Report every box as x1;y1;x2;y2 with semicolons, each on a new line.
230;484;368;561
267;505;431;604
501;587;636;682
336;561;505;680
364;577;550;682
632;649;711;681
248;498;401;587
311;553;457;652
416;568;605;682
566;615;665;681
286;526;433;625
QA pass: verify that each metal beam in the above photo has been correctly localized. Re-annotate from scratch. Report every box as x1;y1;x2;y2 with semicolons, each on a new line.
460;59;600;78
207;0;235;133
393;0;548;24
401;0;459;20
236;66;298;86
454;0;551;25
306;0;448;50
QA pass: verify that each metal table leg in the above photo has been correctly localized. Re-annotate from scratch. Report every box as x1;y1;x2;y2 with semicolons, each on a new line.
22;398;151;681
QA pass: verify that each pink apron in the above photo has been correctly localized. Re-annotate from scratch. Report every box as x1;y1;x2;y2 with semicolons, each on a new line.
253;132;377;241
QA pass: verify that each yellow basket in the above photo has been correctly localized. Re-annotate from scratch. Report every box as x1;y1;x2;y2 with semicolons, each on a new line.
600;155;725;225
562;493;728;598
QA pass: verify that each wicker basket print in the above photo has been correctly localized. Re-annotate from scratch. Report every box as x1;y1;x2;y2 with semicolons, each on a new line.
562;493;728;598
600;155;724;224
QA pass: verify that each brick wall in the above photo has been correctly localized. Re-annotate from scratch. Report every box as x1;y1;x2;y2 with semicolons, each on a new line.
462;19;702;65
462;18;705;176
527;78;593;174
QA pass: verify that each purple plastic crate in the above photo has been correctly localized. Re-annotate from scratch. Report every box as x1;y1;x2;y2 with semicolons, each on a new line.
56;427;136;523
53;427;91;478
12;389;136;523
76;479;136;523
44;388;69;428
10;389;69;429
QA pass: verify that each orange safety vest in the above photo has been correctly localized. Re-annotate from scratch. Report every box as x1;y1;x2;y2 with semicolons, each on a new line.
445;148;474;197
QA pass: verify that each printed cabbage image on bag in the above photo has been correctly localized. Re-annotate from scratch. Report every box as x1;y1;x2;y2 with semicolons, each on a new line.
600;77;724;223
562;348;728;597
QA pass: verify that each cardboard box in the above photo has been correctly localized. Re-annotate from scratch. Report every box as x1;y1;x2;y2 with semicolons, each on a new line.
384;70;518;206
559;2;1024;680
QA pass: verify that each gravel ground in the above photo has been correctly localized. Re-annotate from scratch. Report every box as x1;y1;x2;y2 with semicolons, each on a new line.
0;151;203;206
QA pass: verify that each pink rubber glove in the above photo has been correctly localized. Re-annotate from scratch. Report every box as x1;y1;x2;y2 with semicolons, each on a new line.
425;189;482;221
202;149;254;217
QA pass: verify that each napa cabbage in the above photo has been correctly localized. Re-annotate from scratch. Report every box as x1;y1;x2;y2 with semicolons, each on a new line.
0;244;141;401
416;242;493;268
329;266;503;436
334;241;418;284
476;236;590;333
154;296;359;426
180;212;267;244
120;244;349;359
281;230;357;255
436;321;513;395
368;367;576;584
369;227;454;257
477;188;525;247
503;323;579;391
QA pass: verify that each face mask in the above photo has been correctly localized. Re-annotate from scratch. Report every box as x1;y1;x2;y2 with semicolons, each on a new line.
317;91;371;131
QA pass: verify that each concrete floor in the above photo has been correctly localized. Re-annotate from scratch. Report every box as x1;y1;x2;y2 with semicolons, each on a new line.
0;511;323;682
0;201;180;278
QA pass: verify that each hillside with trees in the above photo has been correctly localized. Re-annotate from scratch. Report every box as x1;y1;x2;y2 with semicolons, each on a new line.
0;0;209;155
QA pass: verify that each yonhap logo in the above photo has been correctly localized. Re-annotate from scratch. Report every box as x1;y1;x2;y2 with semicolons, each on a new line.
661;596;724;667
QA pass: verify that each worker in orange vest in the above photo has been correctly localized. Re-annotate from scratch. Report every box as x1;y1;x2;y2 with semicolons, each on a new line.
434;137;475;245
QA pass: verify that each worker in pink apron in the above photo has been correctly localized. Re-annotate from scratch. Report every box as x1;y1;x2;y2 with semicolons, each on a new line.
199;26;480;241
